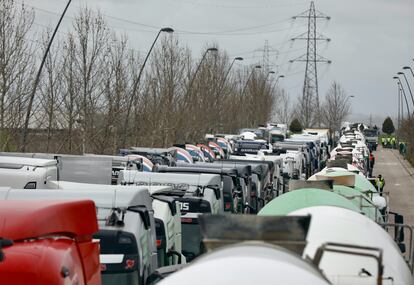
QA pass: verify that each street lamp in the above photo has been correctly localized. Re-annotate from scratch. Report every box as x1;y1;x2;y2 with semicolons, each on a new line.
186;47;218;95
217;56;244;96
215;56;243;132
262;71;275;95
265;70;276;81
397;82;402;134
397;71;414;108
403;66;414;78
21;0;73;151
240;65;261;127
122;27;174;146
393;76;411;120
346;95;355;101
270;74;285;94
241;65;262;96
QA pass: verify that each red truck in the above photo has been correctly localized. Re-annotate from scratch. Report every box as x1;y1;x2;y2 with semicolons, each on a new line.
0;200;101;285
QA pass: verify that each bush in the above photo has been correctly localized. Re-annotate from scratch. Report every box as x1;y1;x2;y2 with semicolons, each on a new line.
382;117;395;135
290;118;303;133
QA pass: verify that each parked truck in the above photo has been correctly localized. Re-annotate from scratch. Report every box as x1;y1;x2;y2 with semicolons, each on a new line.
0;199;101;285
118;170;223;262
0;185;157;285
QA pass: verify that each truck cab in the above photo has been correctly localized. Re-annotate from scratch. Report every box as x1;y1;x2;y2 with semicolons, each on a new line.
145;186;185;267
0;199;101;285
0;156;57;189
118;171;223;262
228;154;283;195
121;148;177;166
84;154;143;184
215;159;274;206
363;128;379;151
157;165;239;213
161;164;252;214
0;185;157;285
233;139;272;155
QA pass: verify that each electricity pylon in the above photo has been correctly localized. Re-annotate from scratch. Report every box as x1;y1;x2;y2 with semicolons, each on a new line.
290;1;331;127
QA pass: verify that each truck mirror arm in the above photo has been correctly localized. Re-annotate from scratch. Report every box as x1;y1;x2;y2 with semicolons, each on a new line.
0;238;14;262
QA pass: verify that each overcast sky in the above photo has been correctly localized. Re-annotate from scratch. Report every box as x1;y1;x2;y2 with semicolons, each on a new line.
26;0;414;122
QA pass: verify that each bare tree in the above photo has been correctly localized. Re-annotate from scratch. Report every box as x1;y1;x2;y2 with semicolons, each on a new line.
0;0;35;150
272;89;291;125
37;30;64;152
0;4;279;154
60;34;80;153
321;81;351;134
98;34;130;153
294;78;321;128
72;7;110;153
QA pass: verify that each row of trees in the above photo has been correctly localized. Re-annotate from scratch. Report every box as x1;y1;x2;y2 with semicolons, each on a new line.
273;81;352;136
0;1;277;154
398;119;414;164
1;1;353;155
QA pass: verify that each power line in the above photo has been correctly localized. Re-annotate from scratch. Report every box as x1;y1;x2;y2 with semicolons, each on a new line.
172;0;309;9
30;0;306;36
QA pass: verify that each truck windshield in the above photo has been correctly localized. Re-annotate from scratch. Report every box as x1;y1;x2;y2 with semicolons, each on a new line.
271;135;284;143
363;130;378;137
93;230;141;285
181;220;204;262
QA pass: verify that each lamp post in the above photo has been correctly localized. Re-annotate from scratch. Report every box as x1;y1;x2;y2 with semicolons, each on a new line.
121;27;174;146
393;77;411;120
215;56;243;132
21;0;73;152
266;70;276;80
403;66;414;79
346;95;355;101
397;71;414;108
217;56;243;97
241;65;262;96
270;75;285;95
276;74;285;85
345;95;355;109
262;71;275;94
240;65;261;127
397;83;401;135
186;47;218;96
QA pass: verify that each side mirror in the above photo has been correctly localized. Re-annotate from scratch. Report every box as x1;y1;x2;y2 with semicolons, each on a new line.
167;250;183;264
128;205;151;230
398;228;405;243
398;243;406;253
395;214;405;243
395;213;404;224
0;238;13;262
146;272;163;285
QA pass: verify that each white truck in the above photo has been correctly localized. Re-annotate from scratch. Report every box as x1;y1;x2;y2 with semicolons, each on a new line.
0;186;157;285
0;156;57;189
50;181;185;269
118;170;223;262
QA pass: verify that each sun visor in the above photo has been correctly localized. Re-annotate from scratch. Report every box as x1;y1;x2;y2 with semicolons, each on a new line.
199;214;311;255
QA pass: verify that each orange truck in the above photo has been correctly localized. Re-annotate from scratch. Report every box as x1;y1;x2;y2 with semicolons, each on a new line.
0;200;101;285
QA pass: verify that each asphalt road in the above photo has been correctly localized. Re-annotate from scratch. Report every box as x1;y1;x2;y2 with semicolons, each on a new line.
373;147;414;226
